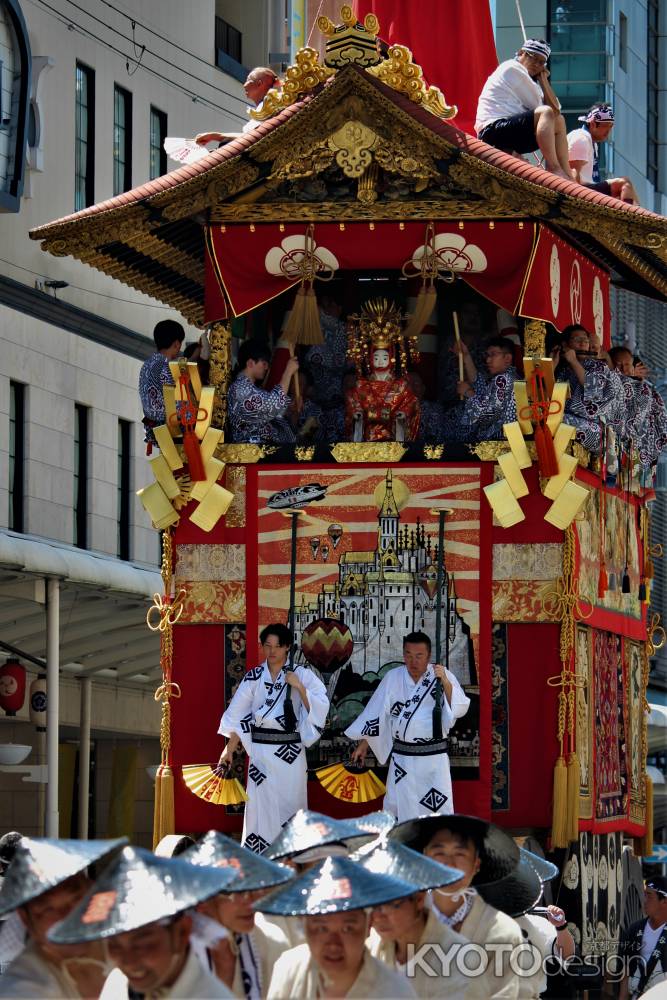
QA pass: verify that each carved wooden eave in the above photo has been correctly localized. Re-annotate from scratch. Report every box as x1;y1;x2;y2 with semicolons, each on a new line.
30;64;666;325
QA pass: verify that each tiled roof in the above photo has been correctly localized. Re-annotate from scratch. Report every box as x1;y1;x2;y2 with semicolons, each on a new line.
29;63;665;321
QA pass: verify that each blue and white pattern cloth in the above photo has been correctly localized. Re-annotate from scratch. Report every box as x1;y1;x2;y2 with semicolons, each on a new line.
227;374;295;444
138;352;174;425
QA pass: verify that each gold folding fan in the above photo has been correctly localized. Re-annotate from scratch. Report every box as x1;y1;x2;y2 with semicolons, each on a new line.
315;762;386;804
182;764;248;806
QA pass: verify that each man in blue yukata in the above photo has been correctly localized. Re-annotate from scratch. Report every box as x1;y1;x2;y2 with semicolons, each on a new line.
443;336;517;442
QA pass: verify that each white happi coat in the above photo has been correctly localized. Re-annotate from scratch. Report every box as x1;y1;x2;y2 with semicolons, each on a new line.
219;661;329;853
345;664;469;821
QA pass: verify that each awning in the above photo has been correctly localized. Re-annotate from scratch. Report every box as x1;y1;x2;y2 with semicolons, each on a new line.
0;531;161;687
205;220;611;343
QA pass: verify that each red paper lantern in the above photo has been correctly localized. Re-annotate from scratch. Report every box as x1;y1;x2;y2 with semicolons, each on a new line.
0;658;26;716
301;619;354;673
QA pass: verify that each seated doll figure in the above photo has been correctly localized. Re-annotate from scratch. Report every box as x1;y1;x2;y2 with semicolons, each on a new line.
344;299;420;443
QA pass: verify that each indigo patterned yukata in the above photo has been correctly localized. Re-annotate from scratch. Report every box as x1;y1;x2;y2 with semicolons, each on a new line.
219;661;329;853
443;367;517;442
305;312;348;404
138;352;174;430
227;374;295;444
345;664;470;821
615;376;667;468
558;359;622;454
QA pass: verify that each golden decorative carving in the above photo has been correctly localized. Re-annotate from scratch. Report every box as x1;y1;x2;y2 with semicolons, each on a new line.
294;445;316;461
330;442;407;463
251;48;334;121
572;442;591;468
215;443;279;464
224;465;247;527
524;320;548;357
208;323;232;429
357;162;379;204
470;441;509;462
471;440;540;462
368;45;457;120
210;199;521;224
328;121;379;178
159;163;261;221
318;5;380;68
423;444;445;460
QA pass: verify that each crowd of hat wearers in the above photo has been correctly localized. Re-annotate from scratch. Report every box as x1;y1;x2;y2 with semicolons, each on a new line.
0;811;615;999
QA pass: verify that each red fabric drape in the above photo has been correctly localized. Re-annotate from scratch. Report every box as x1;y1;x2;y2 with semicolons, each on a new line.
519;225;611;346
352;0;497;135
206;221;536;320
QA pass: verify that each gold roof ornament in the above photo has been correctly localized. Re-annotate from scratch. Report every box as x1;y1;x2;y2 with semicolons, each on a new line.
368;45;457;120
253;5;456;123
318;5;381;68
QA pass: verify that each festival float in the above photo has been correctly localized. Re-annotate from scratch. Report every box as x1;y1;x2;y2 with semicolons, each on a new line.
30;6;667;960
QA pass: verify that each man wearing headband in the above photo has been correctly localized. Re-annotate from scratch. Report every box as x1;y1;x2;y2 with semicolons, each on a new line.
346;631;470;821
475;40;572;180
196;66;281;146
0;837;125;999
567;103;639;204
619;876;667;999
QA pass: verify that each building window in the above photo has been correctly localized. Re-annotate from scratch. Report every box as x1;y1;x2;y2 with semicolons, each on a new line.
618;12;628;71
149;106;167;180
113;85;132;196
215;16;242;63
117;419;131;560
214;16;245;81
648;0;659;188
73;404;88;548
8;381;25;532
548;0;610;173
75;63;95;211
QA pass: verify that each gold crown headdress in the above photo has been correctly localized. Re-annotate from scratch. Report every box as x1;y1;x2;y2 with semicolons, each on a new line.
347;297;419;373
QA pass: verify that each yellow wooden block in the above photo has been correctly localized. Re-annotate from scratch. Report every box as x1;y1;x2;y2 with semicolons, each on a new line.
189;482;234;532
524;358;555;399
503;422;532;469
200;427;224;465
169;360;202;401
149;455;181;500
483;479;525;527
153;425;183;470
553;422;576;458
513;382;533;435
163;386;177;432
544;480;589;529
547;382;570;435
190;457;225;502
137;481;180;529
498;451;529;498
542;453;578;500
195;386;216;440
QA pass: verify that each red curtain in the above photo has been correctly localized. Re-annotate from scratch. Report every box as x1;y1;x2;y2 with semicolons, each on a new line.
352;0;498;135
520;225;611;346
206;221;536;320
206;221;611;341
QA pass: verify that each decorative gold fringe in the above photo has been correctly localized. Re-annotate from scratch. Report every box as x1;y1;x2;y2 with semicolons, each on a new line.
566;751;580;844
552;754;569;848
149;530;182;850
284;284;323;345
153;764;175;848
404;283;437;340
634;774;654;858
